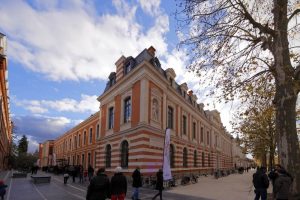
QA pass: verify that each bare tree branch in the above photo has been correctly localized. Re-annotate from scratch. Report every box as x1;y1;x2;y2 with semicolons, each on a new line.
288;8;300;22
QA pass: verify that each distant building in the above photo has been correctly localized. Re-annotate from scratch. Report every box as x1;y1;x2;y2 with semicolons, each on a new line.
53;112;99;169
39;140;55;168
232;138;249;168
0;33;12;170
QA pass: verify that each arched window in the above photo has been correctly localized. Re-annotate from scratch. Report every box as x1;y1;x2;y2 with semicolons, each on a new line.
120;140;129;168
105;144;111;168
202;152;205;167
194;150;197;167
183;147;188;167
170;144;175;168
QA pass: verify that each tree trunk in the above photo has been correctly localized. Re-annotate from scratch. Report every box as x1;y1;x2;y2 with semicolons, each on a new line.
269;146;274;170
261;153;267;167
273;1;300;197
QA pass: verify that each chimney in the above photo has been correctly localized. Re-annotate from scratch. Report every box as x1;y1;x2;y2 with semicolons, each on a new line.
147;46;156;57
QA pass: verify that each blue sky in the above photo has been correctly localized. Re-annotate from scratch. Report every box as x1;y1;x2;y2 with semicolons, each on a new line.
0;0;236;152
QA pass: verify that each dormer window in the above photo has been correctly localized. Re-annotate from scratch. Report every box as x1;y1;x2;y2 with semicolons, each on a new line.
169;78;173;86
109;76;116;87
124;62;131;75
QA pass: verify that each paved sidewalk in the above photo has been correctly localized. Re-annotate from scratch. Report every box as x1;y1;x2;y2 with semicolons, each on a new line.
0;170;267;200
167;170;272;200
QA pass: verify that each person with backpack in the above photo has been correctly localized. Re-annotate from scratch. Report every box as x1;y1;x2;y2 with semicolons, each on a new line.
253;166;269;200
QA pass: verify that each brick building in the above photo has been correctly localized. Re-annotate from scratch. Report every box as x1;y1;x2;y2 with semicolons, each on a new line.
0;33;12;170
53;112;99;169
39;140;54;167
46;46;238;177
96;46;233;176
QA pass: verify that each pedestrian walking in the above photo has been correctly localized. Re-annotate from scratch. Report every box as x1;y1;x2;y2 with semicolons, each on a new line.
152;169;163;200
69;165;76;183
88;165;94;181
79;165;84;184
86;168;110;200
111;166;127;200
63;172;69;184
0;180;8;200
132;167;142;200
274;169;293;200
253;166;269;200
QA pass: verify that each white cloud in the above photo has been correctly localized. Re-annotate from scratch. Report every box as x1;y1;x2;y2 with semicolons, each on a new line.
13;94;99;114
138;0;161;16
0;0;170;81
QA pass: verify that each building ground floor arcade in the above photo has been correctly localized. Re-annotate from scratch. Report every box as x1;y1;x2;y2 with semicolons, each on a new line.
95;126;233;177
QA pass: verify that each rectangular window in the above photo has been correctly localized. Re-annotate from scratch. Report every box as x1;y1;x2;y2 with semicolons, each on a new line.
69;138;72;150
84;131;86;145
201;127;204;143
88;153;91;165
167;106;173;129
182;115;187;135
89;128;93;144
108;107;114;129
74;136;77;149
109;77;116;87
96;124;100;139
215;135;218;147
82;154;85;167
124;62;131;74
124;97;131;123
192;122;196;139
78;134;81;147
207;131;210;145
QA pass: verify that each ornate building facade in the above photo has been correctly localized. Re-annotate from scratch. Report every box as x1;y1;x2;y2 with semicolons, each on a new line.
46;47;241;176
0;33;12;170
96;46;234;176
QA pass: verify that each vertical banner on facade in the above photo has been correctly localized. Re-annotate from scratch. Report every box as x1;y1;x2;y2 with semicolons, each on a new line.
163;129;172;180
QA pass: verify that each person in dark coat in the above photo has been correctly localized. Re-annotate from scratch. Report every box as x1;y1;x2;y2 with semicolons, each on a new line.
0;180;8;200
132;167;142;200
111;167;127;200
88;165;94;181
253;166;269;200
69;165;76;183
268;164;293;199
86;168;110;200
79;165;84;184
152;169;163;200
274;169;293;200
